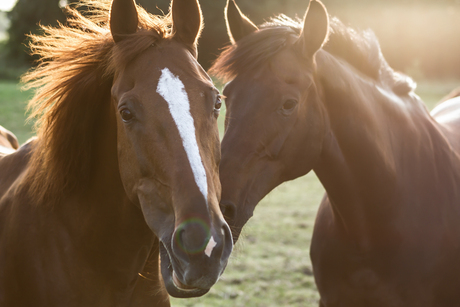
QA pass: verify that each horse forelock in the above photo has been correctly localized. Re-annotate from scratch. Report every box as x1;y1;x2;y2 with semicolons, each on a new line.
21;0;172;205
211;14;415;96
210;16;300;82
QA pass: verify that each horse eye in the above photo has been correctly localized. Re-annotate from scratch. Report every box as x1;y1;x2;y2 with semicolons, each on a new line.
282;99;297;111
120;108;134;122
215;96;222;110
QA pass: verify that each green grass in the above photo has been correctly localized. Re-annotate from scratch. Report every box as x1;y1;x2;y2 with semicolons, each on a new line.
0;79;459;306
0;81;34;142
415;79;460;110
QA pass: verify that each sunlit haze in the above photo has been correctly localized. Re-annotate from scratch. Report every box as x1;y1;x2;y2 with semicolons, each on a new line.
0;0;17;11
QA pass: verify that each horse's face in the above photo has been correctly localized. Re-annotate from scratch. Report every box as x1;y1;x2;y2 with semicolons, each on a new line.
217;0;329;241
220;49;325;239
109;0;232;298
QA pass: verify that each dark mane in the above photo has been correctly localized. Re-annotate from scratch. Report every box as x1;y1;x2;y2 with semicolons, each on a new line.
21;0;171;204
210;15;415;95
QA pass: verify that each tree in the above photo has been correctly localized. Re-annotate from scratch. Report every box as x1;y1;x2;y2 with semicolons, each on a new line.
6;0;65;66
137;0;228;70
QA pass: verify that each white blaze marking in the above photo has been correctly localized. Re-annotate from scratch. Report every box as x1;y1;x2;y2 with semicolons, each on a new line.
204;236;217;257
156;68;208;202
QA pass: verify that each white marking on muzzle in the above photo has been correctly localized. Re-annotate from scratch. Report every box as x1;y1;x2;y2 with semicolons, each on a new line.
204;236;217;257
156;68;208;202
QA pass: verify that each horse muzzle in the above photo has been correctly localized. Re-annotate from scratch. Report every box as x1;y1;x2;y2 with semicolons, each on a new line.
159;218;233;298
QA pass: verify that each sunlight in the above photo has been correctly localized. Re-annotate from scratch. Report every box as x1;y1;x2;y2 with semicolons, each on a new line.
0;0;17;11
0;0;67;11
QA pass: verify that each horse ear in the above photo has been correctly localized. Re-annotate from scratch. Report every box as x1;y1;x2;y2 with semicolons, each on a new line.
225;0;258;45
171;0;203;47
295;0;329;58
110;0;139;43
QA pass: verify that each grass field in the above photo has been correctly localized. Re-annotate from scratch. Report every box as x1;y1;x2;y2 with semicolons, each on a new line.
0;79;459;306
0;81;34;142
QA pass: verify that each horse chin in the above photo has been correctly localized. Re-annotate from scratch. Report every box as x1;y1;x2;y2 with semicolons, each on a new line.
159;242;210;298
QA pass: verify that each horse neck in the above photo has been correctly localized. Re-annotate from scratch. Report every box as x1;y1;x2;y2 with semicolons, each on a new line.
312;51;453;238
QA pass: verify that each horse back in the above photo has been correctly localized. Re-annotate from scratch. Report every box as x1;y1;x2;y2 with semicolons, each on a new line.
431;96;460;151
0;126;19;155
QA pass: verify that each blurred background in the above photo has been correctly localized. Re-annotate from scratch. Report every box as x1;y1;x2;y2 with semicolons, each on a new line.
0;1;459;306
0;0;460;79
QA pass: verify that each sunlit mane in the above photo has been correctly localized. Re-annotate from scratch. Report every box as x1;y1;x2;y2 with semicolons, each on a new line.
21;0;172;204
211;14;415;95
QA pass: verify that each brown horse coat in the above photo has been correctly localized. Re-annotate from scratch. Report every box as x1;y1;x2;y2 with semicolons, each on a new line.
0;0;231;306
0;126;18;153
212;1;460;306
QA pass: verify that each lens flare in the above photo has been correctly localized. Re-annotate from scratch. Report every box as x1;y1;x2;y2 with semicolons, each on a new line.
175;218;211;254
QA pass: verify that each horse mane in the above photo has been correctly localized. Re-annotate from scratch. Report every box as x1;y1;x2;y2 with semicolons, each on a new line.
210;14;416;95
21;0;171;205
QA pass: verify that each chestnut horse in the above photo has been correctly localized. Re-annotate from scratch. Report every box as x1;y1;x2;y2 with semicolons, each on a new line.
212;0;460;306
0;125;18;154
0;0;232;306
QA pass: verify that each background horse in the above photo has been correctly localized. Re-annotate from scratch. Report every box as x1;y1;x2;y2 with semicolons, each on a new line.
211;0;460;306
439;86;460;103
0;125;18;154
0;0;232;306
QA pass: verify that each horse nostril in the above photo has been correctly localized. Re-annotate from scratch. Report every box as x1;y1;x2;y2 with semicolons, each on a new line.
175;220;210;255
221;221;234;256
220;201;237;222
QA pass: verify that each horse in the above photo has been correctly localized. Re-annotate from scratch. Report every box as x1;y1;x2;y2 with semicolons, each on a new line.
0;125;18;154
211;0;460;306
0;0;232;306
439;86;460;103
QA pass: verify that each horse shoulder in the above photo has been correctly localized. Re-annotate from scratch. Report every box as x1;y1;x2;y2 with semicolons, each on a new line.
311;194;458;306
311;195;406;307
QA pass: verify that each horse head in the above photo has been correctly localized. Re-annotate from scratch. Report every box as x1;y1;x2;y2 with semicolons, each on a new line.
212;0;329;241
110;0;232;297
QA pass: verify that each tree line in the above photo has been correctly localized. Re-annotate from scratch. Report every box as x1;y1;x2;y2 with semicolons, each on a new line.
4;0;460;78
5;0;230;70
